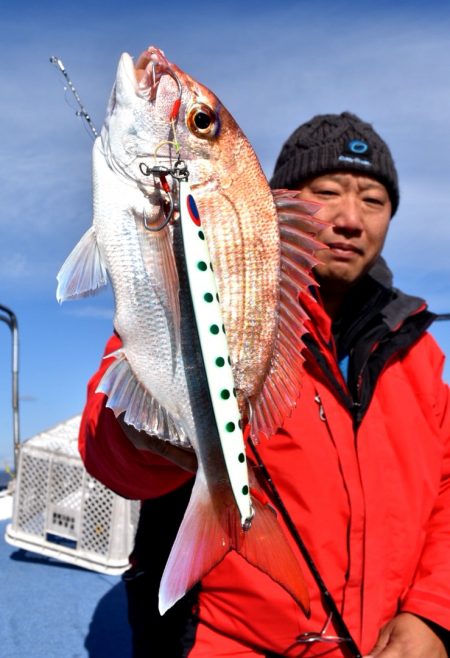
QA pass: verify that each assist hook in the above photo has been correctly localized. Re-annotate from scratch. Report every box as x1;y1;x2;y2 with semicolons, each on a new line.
140;159;189;232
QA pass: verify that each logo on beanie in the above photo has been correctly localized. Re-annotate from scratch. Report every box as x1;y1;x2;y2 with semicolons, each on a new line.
338;139;372;167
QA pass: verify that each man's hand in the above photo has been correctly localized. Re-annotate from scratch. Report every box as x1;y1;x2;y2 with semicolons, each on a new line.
118;415;198;473
364;613;447;658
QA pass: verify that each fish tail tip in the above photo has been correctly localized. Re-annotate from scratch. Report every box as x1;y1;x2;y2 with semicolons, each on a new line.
157;596;171;616
238;496;311;615
157;479;232;617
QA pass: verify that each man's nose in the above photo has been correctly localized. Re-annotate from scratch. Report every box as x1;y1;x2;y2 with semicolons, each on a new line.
333;196;363;233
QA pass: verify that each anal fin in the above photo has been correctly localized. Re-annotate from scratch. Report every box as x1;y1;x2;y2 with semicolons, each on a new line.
97;350;190;447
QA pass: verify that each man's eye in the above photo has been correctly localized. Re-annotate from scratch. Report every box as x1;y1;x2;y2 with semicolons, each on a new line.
315;189;337;196
364;196;384;205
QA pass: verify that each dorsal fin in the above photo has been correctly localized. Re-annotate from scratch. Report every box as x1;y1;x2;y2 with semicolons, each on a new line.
251;190;325;440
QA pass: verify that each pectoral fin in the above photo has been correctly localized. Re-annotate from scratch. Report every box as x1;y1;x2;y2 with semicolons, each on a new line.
56;226;108;302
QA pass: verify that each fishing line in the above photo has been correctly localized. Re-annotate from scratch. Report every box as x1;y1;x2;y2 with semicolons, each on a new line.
153;136;181;162
247;437;363;658
151;90;183;161
140;67;186;232
49;53;185;231
49;56;99;139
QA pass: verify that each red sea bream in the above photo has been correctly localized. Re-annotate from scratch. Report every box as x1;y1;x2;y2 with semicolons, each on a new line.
57;45;324;615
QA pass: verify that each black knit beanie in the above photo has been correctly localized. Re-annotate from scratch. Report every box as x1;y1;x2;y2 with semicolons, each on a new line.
270;112;399;216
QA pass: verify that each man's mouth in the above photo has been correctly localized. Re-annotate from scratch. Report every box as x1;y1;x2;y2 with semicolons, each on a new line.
327;242;363;256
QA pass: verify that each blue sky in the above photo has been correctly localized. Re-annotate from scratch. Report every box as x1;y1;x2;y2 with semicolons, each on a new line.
1;0;450;466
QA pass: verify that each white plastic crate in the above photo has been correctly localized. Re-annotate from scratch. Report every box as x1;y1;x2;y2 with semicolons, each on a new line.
5;415;140;574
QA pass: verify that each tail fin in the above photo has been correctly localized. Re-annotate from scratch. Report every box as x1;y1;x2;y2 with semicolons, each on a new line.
158;473;310;616
237;491;310;615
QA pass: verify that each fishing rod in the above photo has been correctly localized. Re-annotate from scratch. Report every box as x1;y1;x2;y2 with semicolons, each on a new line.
248;437;363;658
49;56;99;138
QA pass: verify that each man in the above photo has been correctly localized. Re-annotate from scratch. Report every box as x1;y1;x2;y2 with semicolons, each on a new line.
79;112;450;657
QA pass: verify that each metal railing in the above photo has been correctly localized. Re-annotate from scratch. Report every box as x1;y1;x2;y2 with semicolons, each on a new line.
0;304;20;475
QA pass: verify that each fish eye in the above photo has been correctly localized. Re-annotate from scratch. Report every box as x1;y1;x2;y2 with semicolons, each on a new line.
194;111;212;129
186;103;218;138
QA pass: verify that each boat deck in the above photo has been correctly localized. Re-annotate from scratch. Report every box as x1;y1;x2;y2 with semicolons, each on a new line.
0;491;131;658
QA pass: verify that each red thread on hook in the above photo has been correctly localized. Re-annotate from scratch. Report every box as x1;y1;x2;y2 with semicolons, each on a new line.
170;98;181;121
159;174;171;194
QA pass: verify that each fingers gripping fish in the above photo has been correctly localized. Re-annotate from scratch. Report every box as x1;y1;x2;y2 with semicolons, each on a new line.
56;45;325;616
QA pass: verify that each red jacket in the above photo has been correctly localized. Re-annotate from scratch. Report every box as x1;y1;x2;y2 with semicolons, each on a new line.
79;270;450;656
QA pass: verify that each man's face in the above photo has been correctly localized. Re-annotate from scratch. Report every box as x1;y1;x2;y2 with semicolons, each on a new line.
297;172;392;293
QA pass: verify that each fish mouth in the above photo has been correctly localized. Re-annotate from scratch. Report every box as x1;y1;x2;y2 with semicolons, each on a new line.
134;46;178;102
